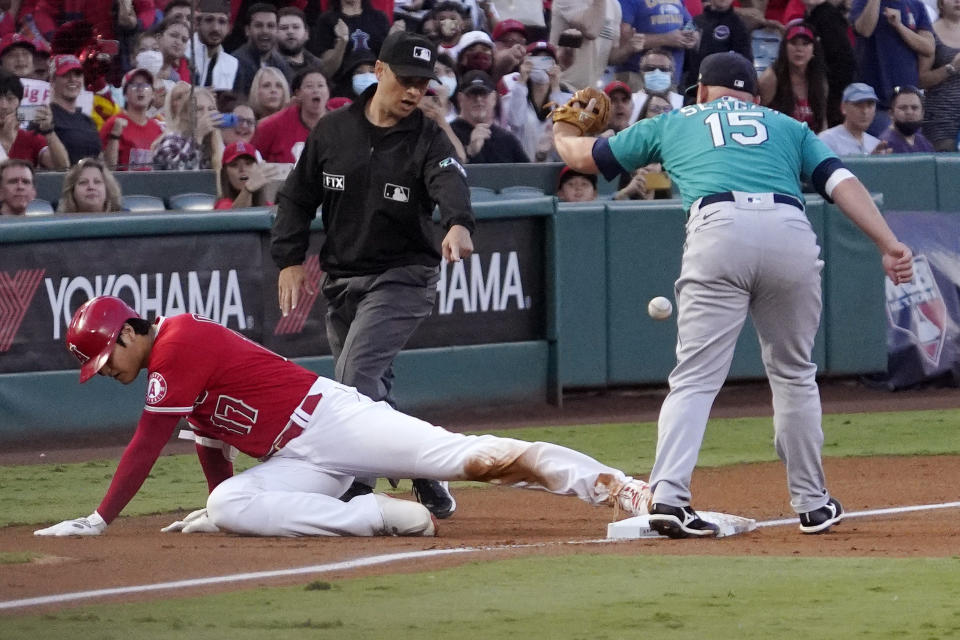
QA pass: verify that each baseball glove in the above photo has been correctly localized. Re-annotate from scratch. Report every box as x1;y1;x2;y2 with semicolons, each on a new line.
551;87;611;136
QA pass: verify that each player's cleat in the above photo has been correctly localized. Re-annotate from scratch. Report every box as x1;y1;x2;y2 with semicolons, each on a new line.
612;478;652;518
374;494;437;537
339;479;374;502
412;478;456;519
649;503;720;538
799;497;844;534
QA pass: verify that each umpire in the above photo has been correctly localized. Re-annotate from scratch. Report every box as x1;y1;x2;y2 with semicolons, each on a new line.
270;31;476;519
553;52;913;539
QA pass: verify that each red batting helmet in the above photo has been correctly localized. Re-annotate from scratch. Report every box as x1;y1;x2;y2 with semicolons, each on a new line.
66;296;139;383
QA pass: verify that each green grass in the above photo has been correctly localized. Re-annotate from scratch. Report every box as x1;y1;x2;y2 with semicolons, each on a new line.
5;555;960;639
0;551;39;564
2;409;958;527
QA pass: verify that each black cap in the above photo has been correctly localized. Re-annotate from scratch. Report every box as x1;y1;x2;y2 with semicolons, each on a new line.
379;31;438;80
697;52;758;95
461;70;495;94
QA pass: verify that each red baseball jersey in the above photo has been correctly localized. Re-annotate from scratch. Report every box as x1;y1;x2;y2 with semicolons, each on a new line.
251;104;309;164
144;314;318;458
9;129;47;167
100;113;164;171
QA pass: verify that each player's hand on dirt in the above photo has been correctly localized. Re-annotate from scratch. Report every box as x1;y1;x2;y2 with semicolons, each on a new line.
442;224;473;262
882;241;913;285
34;511;106;536
467;123;492;156
278;264;317;316
161;508;219;533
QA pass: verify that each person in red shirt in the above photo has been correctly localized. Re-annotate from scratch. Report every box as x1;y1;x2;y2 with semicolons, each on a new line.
34;296;652;538
101;68;165;171
0;68;68;169
214;140;279;209
251;66;328;163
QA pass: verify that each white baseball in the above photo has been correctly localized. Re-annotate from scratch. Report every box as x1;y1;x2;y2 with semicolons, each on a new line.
647;296;673;320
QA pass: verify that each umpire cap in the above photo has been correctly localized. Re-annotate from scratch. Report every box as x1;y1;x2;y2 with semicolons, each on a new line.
697;52;758;96
66;296;139;383
379;31;438;80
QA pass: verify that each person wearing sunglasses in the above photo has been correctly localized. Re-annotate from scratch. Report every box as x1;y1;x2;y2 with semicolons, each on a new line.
272;32;475;520
878;85;935;152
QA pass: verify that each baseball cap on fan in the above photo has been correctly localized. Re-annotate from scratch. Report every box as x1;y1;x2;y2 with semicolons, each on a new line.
50;54;83;77
379;31;438;80
121;67;155;91
697;51;758;96
223;140;258;165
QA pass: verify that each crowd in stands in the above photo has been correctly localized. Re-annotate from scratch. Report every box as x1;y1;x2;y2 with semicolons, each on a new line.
0;0;957;215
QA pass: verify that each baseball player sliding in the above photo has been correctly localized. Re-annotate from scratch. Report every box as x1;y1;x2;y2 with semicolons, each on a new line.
552;52;913;538
35;297;651;538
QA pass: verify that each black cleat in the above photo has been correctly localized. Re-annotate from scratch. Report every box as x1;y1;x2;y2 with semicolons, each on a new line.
411;479;456;519
799;497;844;534
649;503;720;539
339;479;374;502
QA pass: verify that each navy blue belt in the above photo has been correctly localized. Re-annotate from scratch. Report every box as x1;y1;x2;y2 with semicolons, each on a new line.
699;192;804;212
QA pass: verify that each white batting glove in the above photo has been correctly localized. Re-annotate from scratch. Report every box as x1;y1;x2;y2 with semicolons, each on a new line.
34;511;107;536
161;508;220;533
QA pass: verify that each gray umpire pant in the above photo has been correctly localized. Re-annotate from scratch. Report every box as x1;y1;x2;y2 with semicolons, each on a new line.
321;264;439;408
648;195;831;515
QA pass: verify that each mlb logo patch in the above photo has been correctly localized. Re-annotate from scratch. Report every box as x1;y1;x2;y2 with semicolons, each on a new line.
734;79;744;88
384;183;410;202
324;173;345;190
413;46;432;62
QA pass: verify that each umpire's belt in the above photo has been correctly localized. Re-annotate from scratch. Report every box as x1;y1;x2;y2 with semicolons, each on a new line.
700;191;804;212
259;421;304;461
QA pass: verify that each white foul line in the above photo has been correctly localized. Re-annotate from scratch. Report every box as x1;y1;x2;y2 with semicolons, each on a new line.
3;500;958;612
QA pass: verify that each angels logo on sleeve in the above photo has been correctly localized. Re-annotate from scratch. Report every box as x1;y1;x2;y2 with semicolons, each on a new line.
146;372;168;405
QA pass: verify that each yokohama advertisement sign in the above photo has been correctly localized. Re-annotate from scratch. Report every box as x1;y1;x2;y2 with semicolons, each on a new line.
0;218;545;373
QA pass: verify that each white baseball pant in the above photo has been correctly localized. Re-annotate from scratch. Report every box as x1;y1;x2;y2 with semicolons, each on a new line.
207;378;633;536
648;194;831;514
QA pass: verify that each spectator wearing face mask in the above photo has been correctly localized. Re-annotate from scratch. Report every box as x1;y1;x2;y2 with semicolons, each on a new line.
500;41;572;162
453;30;495;76
335;48;378;99
432;2;469;56
427;53;459;121
878;84;935;152
627;48;685;122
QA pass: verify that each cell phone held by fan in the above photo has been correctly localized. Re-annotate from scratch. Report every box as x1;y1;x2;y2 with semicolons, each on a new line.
557;31;584;49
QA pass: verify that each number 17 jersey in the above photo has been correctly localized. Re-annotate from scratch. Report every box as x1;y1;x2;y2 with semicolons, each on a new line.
143;314;318;458
601;96;837;211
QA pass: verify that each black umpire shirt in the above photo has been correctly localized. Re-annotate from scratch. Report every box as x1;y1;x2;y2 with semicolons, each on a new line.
271;84;476;278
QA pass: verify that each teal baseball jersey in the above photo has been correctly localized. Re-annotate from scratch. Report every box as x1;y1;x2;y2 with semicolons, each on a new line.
601;97;838;211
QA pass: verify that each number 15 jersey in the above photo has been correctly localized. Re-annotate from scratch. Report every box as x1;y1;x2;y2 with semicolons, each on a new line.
144;314;318;458
596;96;837;211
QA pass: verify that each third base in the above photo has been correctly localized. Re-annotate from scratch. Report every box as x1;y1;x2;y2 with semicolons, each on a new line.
607;511;757;539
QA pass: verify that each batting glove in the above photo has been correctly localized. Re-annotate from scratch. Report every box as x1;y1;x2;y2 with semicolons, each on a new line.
34;511;107;536
161;508;220;534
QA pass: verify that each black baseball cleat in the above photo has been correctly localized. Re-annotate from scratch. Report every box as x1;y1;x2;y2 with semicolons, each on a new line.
799;497;844;534
338;479;374;502
412;479;457;519
649;503;720;539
